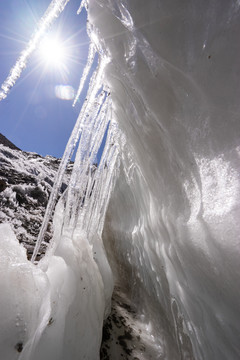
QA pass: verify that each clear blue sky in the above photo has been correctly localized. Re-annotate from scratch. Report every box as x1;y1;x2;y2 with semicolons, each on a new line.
0;0;91;158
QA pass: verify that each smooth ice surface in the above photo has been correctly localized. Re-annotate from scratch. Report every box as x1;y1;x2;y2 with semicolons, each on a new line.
0;223;50;360
0;217;106;360
88;0;240;359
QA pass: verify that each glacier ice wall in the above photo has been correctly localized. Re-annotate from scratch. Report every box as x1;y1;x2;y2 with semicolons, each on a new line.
87;0;240;358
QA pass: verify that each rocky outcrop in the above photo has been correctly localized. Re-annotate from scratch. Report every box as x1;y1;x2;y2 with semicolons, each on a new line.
0;133;21;151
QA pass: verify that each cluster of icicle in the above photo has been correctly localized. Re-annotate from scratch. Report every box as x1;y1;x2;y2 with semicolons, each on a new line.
0;3;122;357
0;0;121;261
0;0;122;261
31;1;122;262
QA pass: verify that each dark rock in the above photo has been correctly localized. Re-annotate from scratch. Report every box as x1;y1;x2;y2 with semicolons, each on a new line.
29;186;48;206
15;342;23;353
0;179;7;192
0;133;21;151
1;149;19;160
15;190;27;206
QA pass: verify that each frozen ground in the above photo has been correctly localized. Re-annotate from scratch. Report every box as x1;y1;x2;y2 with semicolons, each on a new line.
101;287;162;360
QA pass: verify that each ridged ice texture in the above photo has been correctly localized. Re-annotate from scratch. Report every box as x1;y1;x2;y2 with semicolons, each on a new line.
88;0;240;359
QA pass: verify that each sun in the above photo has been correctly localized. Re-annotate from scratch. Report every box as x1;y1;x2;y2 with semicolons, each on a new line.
38;35;66;68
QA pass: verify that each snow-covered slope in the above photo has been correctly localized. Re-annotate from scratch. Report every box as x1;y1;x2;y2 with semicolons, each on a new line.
0;143;72;259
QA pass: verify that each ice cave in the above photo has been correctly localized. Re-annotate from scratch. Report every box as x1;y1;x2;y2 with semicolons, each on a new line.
0;0;240;359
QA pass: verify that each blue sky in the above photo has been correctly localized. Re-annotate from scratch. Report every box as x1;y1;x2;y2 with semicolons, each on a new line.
0;0;91;158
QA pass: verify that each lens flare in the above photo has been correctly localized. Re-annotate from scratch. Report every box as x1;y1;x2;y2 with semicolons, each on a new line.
55;85;75;100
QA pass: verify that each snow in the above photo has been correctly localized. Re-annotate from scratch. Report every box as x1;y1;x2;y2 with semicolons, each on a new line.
1;0;240;359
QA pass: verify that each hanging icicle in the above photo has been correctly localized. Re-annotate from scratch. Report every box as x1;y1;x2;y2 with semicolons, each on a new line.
72;42;96;107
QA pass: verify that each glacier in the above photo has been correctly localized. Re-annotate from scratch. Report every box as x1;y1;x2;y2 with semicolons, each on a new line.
0;0;240;359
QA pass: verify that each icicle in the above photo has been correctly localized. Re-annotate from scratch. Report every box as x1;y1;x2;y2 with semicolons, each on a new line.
72;42;96;107
77;0;87;15
90;122;121;237
81;116;121;239
0;0;70;101
65;95;109;229
67;95;111;230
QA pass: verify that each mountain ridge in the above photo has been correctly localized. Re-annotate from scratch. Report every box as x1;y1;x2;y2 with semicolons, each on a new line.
0;132;21;151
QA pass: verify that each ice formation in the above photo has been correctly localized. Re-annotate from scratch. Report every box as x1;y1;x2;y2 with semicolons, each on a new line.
0;60;119;359
0;0;240;359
